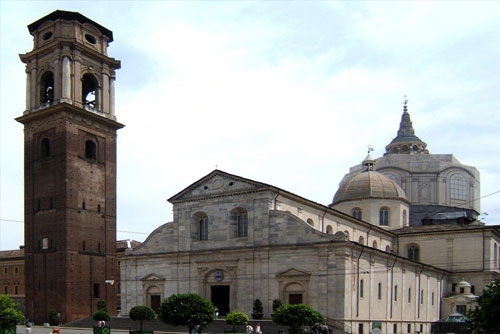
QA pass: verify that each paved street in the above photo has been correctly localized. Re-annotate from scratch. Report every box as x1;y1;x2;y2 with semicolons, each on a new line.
16;326;185;334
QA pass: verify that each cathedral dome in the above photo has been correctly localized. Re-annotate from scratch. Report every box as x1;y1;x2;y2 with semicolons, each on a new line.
332;155;408;205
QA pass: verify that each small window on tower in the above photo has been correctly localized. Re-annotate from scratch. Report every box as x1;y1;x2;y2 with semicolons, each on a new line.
85;140;97;160
93;283;100;298
42;238;48;250
82;74;97;108
41;138;50;158
40;71;54;104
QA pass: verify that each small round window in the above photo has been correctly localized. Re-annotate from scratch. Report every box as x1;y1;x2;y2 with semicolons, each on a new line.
85;34;96;44
43;31;53;41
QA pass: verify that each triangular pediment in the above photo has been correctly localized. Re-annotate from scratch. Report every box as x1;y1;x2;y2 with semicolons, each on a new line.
276;268;311;278
141;273;165;281
168;170;272;203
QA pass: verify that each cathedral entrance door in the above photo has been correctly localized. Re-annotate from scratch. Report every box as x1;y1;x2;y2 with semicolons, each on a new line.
151;295;161;312
211;285;230;316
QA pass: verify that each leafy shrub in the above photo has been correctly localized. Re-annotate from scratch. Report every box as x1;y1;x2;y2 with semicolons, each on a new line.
272;299;282;312
272;304;322;332
252;299;263;314
130;305;155;331
92;310;111;322
467;278;500;333
225;311;249;330
157;292;215;334
97;299;108;312
48;311;59;326
0;295;24;330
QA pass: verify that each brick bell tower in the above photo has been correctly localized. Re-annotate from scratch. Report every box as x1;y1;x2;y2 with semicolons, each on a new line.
16;10;123;323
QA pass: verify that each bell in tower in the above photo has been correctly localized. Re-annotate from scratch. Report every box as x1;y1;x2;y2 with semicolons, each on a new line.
16;10;124;323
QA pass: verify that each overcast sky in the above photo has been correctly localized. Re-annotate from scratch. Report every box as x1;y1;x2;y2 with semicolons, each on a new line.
1;1;499;251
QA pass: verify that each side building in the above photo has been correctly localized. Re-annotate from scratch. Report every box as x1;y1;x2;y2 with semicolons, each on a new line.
0;240;141;315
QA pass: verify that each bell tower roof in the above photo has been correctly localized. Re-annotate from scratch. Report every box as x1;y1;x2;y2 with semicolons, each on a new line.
385;97;429;155
27;10;113;41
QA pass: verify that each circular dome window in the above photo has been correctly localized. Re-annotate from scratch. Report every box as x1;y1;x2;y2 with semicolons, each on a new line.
43;31;53;41
85;34;96;44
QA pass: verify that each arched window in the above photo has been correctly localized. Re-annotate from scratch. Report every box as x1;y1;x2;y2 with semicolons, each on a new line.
40;138;50;158
326;225;333;234
402;210;408;226
352;208;362;220
372;240;378;249
82;74;98;108
306;218;314;226
385;245;391;252
237;209;248;237
450;174;467;200
85;140;97;160
408;244;420;262
344;230;350;239
199;215;208;240
379;207;389;226
40;71;54;104
358;236;364;245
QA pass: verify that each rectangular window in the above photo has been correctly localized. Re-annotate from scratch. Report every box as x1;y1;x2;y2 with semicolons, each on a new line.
395;285;398;301
408;288;411;303
199;217;208;241
14;286;18;295
118;283;121;294
421;290;424;304
237;212;248;237
393;324;397;333
3;267;7;275
456;305;467;314
420;324;423;333
360;279;364;298
432;292;434;305
358;324;364;334
407;324;411;333
3;286;8;294
378;282;382;299
14;266;18;274
93;283;100;298
42;237;48;250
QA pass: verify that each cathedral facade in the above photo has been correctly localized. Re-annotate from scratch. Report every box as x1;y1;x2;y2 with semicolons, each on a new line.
121;105;499;334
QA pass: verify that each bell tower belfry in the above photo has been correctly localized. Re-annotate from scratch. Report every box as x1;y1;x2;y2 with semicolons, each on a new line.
16;10;123;323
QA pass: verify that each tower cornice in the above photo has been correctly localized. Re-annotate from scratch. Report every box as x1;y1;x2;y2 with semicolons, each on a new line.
15;102;124;130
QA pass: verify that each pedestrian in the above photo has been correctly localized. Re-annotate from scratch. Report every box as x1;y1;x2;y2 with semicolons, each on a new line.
246;324;254;334
215;307;219;319
256;323;262;334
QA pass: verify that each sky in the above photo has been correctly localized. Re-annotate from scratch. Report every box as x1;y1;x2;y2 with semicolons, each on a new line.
1;1;499;251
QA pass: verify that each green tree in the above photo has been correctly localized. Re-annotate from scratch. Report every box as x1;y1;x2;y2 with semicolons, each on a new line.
157;293;215;334
272;304;322;334
252;299;263;314
130;305;155;331
97;299;108;312
225;311;249;331
467;278;500;334
0;295;24;330
92;310;111;324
